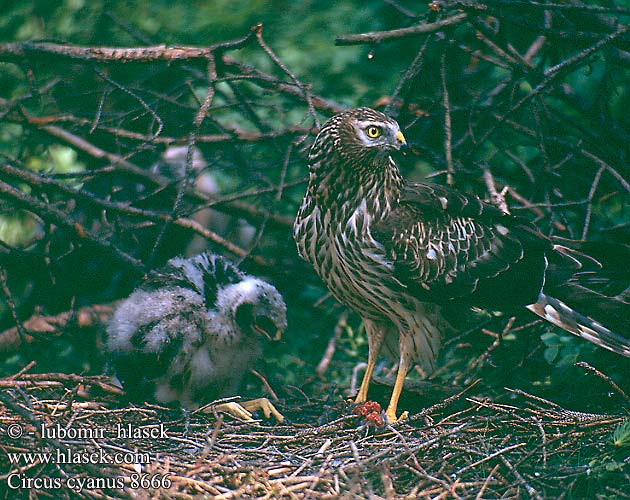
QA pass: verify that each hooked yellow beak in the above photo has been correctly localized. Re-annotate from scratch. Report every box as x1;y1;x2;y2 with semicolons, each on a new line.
395;130;407;147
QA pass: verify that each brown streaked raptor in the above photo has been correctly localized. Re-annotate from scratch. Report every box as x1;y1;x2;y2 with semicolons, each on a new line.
293;107;629;423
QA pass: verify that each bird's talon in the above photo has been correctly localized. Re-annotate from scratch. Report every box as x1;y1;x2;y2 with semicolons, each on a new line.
385;409;408;424
212;402;255;421
240;398;285;423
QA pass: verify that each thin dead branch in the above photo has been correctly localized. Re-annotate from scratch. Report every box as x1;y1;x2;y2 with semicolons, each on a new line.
335;13;468;46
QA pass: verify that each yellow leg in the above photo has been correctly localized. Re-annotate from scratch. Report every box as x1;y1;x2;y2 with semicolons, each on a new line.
354;319;384;403
384;355;410;424
355;358;376;403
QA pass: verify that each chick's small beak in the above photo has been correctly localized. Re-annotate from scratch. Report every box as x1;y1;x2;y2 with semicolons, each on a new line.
395;130;408;148
274;328;283;341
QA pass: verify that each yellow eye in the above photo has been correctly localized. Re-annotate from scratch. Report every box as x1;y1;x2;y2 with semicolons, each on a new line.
366;126;381;138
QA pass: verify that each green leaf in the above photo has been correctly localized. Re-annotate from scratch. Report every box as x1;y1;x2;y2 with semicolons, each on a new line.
544;346;559;363
541;332;559;346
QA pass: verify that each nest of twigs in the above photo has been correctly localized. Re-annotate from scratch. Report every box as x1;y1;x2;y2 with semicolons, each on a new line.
2;1;630;498
1;371;628;499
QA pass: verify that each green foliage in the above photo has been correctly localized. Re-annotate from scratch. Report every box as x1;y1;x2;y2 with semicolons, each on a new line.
0;212;39;247
583;419;630;493
613;419;630;448
541;331;581;367
27;144;86;186
0;145;85;246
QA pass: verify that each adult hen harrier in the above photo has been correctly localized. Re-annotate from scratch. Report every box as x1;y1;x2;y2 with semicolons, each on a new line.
294;107;629;423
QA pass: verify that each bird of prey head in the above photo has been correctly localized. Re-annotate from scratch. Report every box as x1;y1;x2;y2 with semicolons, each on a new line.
315;107;407;168
218;277;288;342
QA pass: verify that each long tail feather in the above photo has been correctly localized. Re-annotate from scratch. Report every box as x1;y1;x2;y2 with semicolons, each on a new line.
526;293;630;357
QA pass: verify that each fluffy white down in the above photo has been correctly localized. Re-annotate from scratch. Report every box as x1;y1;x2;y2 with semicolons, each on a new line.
106;282;264;407
107;288;204;354
105;254;287;409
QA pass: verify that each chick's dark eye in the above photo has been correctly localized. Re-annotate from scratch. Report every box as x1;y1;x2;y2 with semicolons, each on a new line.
366;126;381;138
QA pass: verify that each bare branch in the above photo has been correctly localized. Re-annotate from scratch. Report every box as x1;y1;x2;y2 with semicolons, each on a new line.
335;13;468;46
0;304;115;357
0;28;258;63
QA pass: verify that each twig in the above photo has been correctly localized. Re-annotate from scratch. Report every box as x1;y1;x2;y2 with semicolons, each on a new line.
249;369;279;401
316;311;348;377
580;149;630;193
499;455;543;500
222;58;344;115
12;117;296;234
456;442;526;475
0;304;115;356
581;163;606;240
532;416;547;469
146;51;217;268
440;50;454;186
254;25;320;129
335;13;468;46
482;167;509;213
0;28;258;62
0;179;144;271
0;268;28;346
475;463;500;500
523;36;546;63
0;162;271;267
480;0;630;16
575;361;630;404
15;112;312;144
408;380;480;422
384;0;419;18
93;67;163;139
387;37;431;115
473;26;628;155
